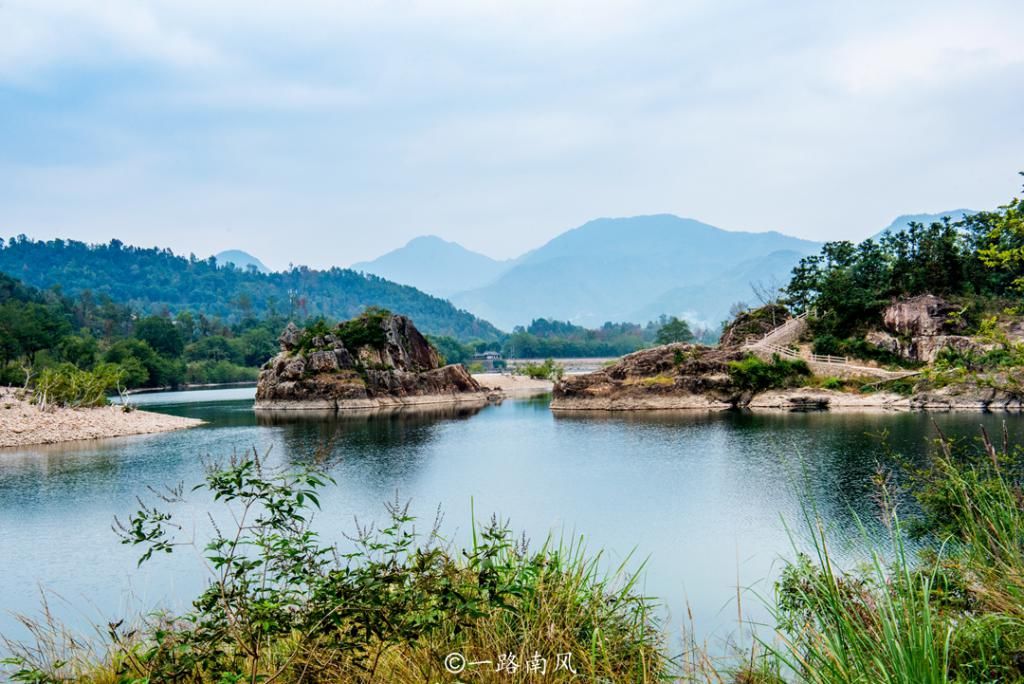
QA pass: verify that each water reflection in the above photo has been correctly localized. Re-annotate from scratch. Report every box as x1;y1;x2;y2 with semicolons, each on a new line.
2;392;1022;647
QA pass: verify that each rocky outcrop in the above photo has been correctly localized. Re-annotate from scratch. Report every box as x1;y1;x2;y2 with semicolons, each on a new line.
551;338;1024;412
551;343;749;410
882;294;964;337
255;313;486;410
870;295;988;363
719;304;791;348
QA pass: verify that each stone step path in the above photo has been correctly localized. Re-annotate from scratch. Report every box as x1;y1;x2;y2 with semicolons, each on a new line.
743;314;919;381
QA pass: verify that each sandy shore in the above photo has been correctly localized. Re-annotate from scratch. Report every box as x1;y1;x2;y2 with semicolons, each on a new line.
0;388;203;449
472;373;554;395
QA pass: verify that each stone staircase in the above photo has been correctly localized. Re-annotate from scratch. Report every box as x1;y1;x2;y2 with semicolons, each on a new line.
743;313;917;380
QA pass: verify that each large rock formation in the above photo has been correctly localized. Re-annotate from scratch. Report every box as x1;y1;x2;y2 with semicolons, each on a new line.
551;343;750;410
719;304;791;348
870;294;986;363
255;312;486;410
882;294;962;337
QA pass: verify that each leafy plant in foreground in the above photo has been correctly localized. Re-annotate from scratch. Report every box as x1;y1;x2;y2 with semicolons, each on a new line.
86;451;664;682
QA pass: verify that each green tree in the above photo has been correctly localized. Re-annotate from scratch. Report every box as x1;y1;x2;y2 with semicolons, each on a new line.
59;333;99;369
655;316;694;345
105;339;184;388
426;335;475;365
235;327;278;366
970;175;1024;292
184;335;239;363
134;316;184;358
3;302;70;364
175;310;197;342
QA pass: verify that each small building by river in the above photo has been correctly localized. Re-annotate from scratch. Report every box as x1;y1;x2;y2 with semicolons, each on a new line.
471;351;504;372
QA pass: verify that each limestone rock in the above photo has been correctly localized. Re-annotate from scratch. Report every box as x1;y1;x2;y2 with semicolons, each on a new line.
280;357;306;380
719;304;791;348
279;322;302;351
911;335;983;364
552;343;748;410
307;350;340;373
882;295;962;337
865;330;900;355
256;312;484;410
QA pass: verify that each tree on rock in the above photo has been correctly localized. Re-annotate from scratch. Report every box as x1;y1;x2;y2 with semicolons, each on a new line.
655;316;694;345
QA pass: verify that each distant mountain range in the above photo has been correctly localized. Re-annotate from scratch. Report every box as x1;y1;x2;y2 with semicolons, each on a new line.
870;209;975;241
354;215;821;329
354;210;980;330
26;208;974;340
352;236;511;296
214;249;269;273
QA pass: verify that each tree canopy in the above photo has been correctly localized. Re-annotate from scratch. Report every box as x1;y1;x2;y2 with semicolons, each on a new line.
655;316;694;345
785;177;1024;338
0;237;502;341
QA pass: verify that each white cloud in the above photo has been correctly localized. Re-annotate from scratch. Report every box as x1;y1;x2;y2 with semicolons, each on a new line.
829;4;1024;93
0;0;1021;267
0;0;226;79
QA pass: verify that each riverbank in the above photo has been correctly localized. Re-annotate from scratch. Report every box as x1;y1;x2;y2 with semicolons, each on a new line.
550;342;1024;412
0;388;203;448
471;373;553;396
552;387;1024;412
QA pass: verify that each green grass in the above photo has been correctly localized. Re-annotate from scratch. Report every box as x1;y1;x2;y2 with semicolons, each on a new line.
728;353;811;392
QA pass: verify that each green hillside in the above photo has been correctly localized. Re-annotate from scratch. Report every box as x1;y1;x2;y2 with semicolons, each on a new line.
0;237;502;341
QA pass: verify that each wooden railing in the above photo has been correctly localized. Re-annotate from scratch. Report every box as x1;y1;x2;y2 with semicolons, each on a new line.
760;341;859;367
744;311;919;380
810;352;849;364
759;342;802;359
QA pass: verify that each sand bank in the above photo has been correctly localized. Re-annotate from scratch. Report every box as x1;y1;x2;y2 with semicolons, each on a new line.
0;388;203;448
472;374;554;395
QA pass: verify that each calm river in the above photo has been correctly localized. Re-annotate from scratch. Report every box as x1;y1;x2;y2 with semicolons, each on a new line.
1;388;1019;646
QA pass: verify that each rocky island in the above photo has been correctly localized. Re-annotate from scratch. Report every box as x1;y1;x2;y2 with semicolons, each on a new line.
552;296;1024;412
255;310;487;411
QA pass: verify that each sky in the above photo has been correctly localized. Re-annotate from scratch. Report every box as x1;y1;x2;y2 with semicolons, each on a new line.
0;0;1022;271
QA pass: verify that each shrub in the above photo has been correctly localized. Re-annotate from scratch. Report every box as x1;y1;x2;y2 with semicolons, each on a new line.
727;354;810;392
184;360;258;385
756;428;1024;684
813;334;916;368
32;362;125;408
335;307;391;351
521;357;564;381
766;521;953;684
820;376;843;390
295;318;335;353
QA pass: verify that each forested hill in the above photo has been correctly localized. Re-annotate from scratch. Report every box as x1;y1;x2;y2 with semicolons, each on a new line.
0;237;502;341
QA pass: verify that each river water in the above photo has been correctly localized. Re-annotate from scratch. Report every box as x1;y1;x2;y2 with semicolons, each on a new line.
1;388;1018;647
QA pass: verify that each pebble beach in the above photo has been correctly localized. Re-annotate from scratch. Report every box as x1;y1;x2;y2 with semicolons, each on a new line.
0;387;203;448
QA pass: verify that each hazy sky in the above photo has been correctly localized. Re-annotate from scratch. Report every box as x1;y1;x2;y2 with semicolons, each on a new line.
1;1;1022;270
